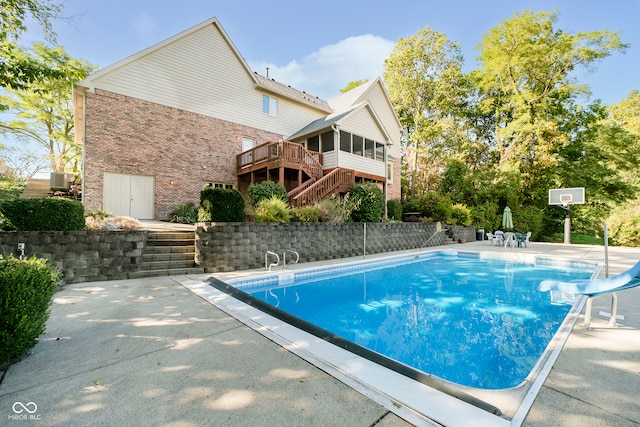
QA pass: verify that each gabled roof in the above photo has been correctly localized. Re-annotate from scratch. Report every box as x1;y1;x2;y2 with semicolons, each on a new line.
288;101;392;144
254;73;332;112
329;77;402;130
77;17;252;89
77;17;333;113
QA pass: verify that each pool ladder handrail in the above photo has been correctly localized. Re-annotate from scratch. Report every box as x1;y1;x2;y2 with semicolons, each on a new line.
420;229;446;249
283;249;299;269
265;251;280;271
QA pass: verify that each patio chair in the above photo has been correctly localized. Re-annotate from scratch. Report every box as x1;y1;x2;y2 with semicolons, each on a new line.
486;232;498;246
503;232;517;248
494;230;505;245
523;231;532;247
539;260;640;328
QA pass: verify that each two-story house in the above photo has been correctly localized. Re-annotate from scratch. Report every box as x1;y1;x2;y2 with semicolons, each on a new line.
73;17;402;220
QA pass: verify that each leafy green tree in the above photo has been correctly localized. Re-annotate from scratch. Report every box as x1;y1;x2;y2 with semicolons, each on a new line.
383;27;467;199
1;43;95;172
340;79;368;93
475;10;627;172
0;0;64;97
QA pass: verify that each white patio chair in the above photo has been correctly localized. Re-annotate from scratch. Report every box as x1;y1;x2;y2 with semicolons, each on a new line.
523;231;532;247
486;232;497;246
503;232;517;248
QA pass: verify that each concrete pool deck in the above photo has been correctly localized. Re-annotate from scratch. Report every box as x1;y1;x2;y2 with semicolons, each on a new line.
0;240;639;426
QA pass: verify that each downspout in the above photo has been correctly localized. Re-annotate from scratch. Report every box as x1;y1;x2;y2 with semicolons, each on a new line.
384;139;389;219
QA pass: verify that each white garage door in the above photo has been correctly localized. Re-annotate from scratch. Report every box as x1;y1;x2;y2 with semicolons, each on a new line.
103;173;155;219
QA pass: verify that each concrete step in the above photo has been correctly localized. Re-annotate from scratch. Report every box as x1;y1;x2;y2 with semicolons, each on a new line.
143;246;195;255
143;252;195;262
147;231;195;242
128;266;206;279
140;259;199;271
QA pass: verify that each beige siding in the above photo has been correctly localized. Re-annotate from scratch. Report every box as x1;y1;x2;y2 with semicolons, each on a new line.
341;108;386;142
86;24;323;137
358;84;402;144
322;150;386;178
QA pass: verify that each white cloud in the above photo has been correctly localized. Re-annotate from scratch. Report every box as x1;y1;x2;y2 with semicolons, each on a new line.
250;34;395;100
129;11;159;39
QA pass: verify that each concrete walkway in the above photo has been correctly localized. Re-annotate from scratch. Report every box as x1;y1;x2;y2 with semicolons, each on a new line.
1;241;639;426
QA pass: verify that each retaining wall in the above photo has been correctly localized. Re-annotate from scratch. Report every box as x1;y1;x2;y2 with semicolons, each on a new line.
0;231;146;283
196;222;476;272
0;223;477;281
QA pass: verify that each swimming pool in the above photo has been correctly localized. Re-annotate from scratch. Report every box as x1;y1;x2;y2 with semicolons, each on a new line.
183;250;600;426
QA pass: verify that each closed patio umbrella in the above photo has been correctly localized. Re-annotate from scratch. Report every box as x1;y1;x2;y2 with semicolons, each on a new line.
502;206;513;230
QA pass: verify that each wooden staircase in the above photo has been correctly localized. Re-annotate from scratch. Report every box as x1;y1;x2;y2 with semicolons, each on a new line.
128;231;204;279
288;168;355;208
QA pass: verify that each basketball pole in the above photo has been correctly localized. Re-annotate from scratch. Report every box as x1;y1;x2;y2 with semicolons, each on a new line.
563;203;571;244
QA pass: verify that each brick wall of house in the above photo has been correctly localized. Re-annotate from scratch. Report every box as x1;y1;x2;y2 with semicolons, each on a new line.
83;89;283;220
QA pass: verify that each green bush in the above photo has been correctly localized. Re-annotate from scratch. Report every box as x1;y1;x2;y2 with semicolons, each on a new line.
0;176;24;203
254;196;290;222
314;198;347;222
387;199;403;221
170;202;198;224
0;255;61;365
248;181;288;207
0;198;85;231
608;205;640;247
198;188;245;222
291;205;321;222
348;183;384;222
411;193;452;223
450;203;472;226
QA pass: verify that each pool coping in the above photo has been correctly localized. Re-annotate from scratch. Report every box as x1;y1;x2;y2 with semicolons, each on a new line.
180;250;601;427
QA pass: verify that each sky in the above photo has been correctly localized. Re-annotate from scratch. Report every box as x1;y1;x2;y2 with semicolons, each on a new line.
27;0;638;105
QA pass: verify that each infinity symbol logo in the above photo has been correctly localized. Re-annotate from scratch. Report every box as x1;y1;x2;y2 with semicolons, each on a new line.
12;401;38;414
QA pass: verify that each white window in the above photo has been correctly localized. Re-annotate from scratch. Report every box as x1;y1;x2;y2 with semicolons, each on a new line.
242;137;255;152
262;95;277;116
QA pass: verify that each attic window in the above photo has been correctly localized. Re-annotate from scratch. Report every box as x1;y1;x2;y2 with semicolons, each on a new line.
262;95;277;116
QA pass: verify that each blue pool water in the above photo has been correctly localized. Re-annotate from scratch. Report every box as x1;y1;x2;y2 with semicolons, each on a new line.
229;252;596;390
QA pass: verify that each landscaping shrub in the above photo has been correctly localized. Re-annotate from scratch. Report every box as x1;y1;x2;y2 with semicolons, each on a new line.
0;255;61;366
248;181;288;207
0;198;85;231
291;205;321;222
198;188;245;222
608;205;640;247
0;176;24;203
254;196;290;222
314;198;347;222
450;203;472;226
387;199;403;221
412;193;452;223
170;202;198;224
348;183;384;222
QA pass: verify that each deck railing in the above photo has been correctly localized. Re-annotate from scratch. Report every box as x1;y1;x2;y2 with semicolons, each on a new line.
289;168;355;208
237;140;323;180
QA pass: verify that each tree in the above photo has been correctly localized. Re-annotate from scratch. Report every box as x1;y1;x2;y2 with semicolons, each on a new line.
0;0;65;96
475;10;628;172
1;43;96;172
383;27;467;199
340;79;368;93
0;146;47;181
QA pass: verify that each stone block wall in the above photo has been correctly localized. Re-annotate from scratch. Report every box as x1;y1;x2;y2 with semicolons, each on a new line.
0;231;146;283
196;222;457;272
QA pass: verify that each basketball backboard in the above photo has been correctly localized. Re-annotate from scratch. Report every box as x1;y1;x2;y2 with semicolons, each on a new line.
549;187;585;206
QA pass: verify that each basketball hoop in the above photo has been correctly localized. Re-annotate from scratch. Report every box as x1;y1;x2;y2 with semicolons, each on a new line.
560;195;572;210
549;187;585;244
